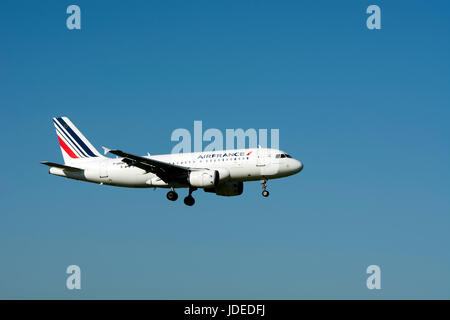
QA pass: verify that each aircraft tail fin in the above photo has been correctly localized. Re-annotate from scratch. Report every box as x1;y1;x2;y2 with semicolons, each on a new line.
52;116;103;164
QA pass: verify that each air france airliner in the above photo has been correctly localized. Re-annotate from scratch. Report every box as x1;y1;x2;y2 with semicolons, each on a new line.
41;117;303;206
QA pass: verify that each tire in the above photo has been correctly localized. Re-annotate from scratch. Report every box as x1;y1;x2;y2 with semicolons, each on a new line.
184;196;195;206
167;191;178;201
262;190;270;197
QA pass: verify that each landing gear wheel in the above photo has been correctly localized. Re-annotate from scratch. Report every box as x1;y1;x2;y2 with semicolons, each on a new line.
184;195;195;206
166;190;178;201
261;179;269;197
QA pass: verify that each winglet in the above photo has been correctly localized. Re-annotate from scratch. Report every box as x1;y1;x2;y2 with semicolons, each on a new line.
102;146;111;155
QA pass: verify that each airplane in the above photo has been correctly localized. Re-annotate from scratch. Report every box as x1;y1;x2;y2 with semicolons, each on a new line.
41;117;304;206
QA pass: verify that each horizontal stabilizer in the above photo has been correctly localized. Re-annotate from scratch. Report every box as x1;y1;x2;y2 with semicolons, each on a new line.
40;161;83;172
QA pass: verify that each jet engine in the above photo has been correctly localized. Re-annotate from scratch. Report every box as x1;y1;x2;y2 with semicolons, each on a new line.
204;182;244;197
189;169;219;188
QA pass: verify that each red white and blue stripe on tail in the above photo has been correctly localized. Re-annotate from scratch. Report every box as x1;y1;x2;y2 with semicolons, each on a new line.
53;117;102;161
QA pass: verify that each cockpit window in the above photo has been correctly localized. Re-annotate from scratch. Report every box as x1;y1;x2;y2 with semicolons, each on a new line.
276;153;292;158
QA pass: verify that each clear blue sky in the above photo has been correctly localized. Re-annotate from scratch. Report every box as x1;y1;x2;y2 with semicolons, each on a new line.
1;0;449;299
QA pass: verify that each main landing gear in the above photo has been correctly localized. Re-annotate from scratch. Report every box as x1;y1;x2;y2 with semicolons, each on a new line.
166;187;197;206
184;187;197;206
261;179;270;197
166;187;178;201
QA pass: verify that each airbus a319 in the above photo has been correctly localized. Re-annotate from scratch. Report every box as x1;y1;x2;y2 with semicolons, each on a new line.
42;117;303;206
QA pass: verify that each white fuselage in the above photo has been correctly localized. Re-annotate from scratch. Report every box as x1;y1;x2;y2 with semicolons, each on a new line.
49;148;303;188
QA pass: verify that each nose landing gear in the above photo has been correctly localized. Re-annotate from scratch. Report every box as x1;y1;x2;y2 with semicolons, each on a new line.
261;179;270;197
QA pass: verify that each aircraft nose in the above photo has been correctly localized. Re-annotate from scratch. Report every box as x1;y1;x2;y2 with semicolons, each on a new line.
293;160;303;173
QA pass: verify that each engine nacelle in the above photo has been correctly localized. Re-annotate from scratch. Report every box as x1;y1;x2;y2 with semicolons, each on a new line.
189;169;219;188
204;182;244;197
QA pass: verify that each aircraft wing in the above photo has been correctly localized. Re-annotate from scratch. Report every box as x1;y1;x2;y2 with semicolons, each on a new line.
105;148;189;184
